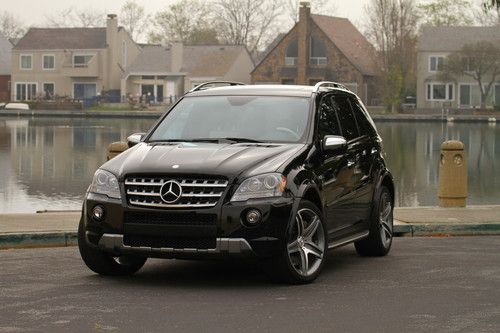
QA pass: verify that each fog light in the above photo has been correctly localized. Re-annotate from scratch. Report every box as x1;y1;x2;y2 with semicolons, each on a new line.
92;205;105;221
246;209;262;225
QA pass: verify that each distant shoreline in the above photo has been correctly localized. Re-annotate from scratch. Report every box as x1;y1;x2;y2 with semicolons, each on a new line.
0;109;498;122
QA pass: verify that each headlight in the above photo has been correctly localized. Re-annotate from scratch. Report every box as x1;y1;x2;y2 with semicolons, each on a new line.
89;169;121;199
231;173;286;202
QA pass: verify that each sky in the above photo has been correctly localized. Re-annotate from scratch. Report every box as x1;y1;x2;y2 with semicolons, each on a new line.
4;0;367;28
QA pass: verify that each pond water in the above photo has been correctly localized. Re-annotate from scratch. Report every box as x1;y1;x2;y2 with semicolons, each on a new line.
0;117;499;213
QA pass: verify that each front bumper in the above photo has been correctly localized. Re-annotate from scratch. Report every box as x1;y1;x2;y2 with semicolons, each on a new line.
83;192;295;258
99;234;254;258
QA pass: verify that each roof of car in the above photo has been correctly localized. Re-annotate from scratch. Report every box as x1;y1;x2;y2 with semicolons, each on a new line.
186;84;354;98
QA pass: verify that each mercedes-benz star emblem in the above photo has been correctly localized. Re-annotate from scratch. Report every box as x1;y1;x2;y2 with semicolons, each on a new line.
159;180;183;204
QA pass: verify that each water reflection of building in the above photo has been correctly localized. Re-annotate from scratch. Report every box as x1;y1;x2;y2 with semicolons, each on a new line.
3;118;154;199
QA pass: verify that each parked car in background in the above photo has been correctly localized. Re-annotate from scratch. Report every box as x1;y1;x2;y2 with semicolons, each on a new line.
78;81;395;284
0;102;30;110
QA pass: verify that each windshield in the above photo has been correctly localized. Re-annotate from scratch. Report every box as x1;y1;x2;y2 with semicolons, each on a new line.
148;96;310;143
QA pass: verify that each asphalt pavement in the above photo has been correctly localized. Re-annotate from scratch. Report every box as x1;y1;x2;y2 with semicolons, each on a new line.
1;237;500;333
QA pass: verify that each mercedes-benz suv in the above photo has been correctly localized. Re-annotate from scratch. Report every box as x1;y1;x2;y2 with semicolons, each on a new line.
78;82;394;284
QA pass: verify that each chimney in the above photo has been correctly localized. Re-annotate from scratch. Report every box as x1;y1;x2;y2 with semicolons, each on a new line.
106;14;118;90
170;42;184;72
297;1;311;85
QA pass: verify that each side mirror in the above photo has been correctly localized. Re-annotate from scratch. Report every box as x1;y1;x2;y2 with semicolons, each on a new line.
323;135;347;153
127;133;146;148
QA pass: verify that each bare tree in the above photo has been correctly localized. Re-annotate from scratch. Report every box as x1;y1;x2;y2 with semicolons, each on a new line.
364;0;419;111
483;0;500;10
0;11;26;39
281;0;337;25
120;0;150;42
149;0;212;44
45;7;105;27
474;5;500;25
417;0;474;26
215;0;282;53
441;41;500;109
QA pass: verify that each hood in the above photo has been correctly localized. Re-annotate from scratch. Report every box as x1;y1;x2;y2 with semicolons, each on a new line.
102;142;306;181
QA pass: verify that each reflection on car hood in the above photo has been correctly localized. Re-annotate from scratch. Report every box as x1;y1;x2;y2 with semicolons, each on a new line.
103;142;306;180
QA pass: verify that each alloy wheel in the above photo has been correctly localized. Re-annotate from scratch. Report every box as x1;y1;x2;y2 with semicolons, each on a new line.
379;192;393;248
287;208;325;277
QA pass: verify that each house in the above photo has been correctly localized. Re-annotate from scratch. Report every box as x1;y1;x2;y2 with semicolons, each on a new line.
122;43;254;103
10;14;140;102
251;2;381;105
0;34;12;102
417;26;500;110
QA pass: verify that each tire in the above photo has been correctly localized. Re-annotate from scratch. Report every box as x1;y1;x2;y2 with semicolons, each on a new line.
355;186;393;257
78;217;146;276
266;200;327;284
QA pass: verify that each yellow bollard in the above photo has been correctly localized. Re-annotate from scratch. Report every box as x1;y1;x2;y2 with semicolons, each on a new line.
106;141;128;160
438;140;467;207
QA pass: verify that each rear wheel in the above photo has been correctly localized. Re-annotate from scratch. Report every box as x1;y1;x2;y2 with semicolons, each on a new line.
78;217;146;276
355;186;393;256
267;200;327;284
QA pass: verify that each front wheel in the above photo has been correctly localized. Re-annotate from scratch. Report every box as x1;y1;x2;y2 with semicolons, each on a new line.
355;186;393;256
266;200;327;284
78;218;146;276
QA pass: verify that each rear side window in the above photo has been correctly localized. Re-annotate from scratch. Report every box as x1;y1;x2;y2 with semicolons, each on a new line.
331;94;359;141
318;95;341;138
349;97;377;137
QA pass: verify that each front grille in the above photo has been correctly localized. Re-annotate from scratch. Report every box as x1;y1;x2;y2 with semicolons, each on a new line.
123;235;216;249
124;212;216;226
125;176;228;209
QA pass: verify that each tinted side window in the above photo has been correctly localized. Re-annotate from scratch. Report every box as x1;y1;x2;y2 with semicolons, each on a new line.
318;95;341;138
332;94;359;141
349;97;376;137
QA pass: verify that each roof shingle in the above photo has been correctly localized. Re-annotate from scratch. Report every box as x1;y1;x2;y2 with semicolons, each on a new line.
419;26;500;52
14;28;107;50
311;15;380;76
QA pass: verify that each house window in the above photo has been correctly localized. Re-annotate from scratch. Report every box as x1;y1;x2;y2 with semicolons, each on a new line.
285;39;298;66
43;55;55;70
15;83;37;101
73;83;97;99
460;84;471;106
495;84;500;106
309;37;327;66
73;54;93;67
43;83;55;98
429;56;444;72
20;55;32;70
281;79;295;85
426;83;454;101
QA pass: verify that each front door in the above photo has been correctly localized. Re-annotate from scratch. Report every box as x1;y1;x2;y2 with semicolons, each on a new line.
74;83;96;99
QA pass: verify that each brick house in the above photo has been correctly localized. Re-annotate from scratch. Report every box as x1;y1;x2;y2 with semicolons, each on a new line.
0;34;12;102
251;3;381;105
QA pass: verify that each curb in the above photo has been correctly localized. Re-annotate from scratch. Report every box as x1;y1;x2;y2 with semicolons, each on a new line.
2;223;500;249
394;223;500;237
0;232;77;250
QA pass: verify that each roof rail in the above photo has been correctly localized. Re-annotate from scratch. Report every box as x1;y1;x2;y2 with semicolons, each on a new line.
313;81;348;93
188;81;246;93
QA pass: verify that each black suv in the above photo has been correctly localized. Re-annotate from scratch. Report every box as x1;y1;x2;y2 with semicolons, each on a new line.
78;82;394;283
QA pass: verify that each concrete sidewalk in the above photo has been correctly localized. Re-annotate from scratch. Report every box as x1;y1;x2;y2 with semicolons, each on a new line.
1;206;500;249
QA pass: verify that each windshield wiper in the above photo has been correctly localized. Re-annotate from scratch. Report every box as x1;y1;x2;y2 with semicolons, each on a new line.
149;138;265;144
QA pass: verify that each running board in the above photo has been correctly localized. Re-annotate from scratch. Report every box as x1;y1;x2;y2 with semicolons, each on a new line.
328;231;369;249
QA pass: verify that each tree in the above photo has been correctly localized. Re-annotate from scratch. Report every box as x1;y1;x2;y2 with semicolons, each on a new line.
281;0;337;25
120;1;150;42
45;7;105;27
364;0;419;111
215;0;282;53
148;0;212;44
0;11;26;39
483;0;500;10
417;0;474;26
441;41;500;109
